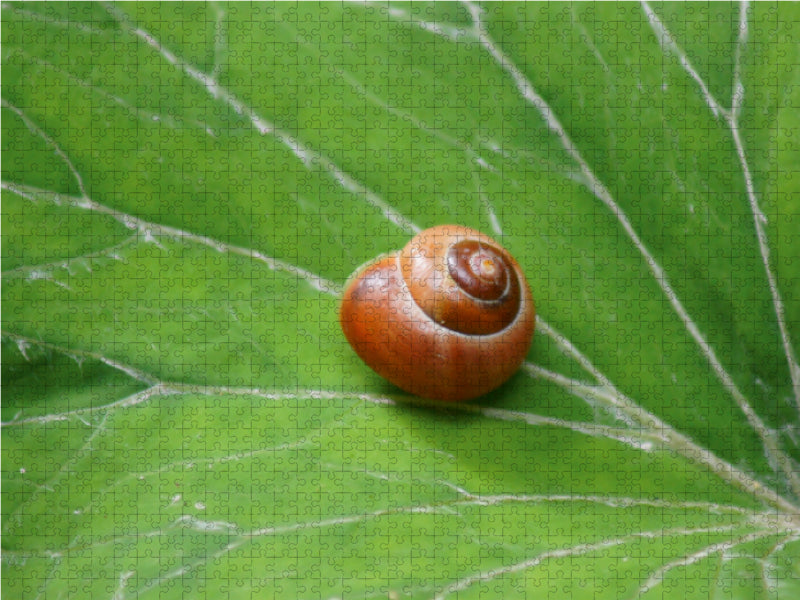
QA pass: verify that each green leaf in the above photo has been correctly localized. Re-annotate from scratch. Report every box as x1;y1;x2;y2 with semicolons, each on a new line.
3;2;799;599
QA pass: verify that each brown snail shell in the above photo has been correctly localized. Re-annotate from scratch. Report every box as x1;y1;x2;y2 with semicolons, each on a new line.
339;224;535;401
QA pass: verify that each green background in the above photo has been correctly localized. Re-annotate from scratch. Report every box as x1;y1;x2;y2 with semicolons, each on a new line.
3;3;799;598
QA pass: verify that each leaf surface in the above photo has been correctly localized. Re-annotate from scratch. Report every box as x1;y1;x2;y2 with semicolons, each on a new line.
3;3;799;598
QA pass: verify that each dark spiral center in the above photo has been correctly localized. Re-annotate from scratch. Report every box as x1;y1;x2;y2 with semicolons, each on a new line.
446;240;509;301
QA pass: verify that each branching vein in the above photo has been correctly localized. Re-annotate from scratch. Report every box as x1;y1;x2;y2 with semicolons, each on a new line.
642;0;800;490
105;4;419;236
454;0;799;502
1;180;340;295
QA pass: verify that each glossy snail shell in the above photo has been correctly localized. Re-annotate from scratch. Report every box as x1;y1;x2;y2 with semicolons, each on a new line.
339;224;535;401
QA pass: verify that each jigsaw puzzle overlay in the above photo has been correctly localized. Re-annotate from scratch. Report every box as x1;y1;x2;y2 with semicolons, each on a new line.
3;3;799;599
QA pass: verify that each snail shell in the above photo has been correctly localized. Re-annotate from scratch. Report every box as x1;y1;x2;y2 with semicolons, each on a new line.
339;224;535;401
